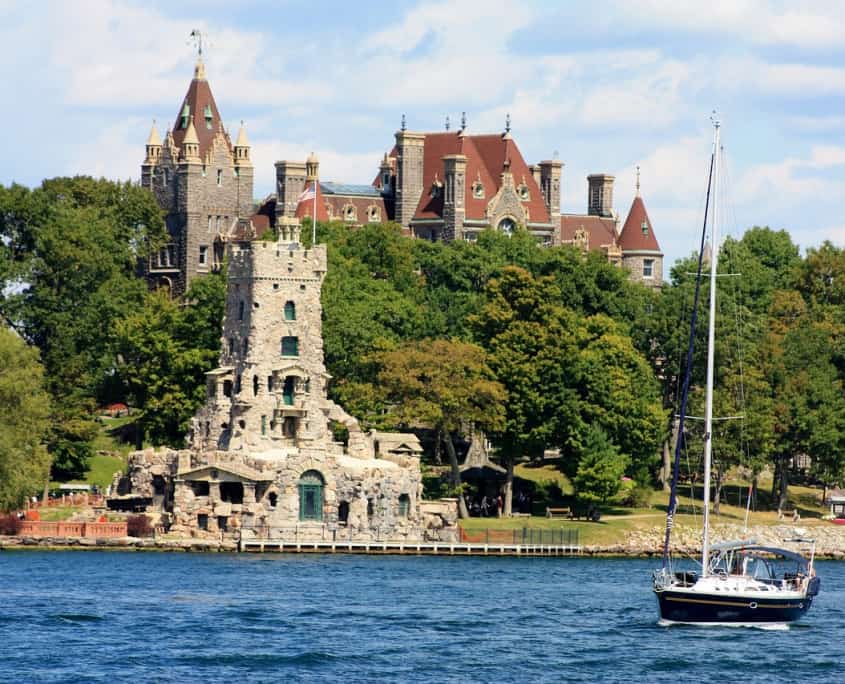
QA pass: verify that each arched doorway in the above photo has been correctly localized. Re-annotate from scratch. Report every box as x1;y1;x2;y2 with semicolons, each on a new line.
497;217;516;235
298;470;324;521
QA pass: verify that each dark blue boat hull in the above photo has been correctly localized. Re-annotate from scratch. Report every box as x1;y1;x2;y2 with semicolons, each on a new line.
656;589;813;624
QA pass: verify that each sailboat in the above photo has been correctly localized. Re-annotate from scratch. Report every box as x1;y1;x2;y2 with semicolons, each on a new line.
652;115;820;625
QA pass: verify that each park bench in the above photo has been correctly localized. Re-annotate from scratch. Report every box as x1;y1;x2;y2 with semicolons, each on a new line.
546;506;571;519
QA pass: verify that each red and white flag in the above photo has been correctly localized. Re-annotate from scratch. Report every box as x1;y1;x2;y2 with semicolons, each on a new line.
297;181;317;203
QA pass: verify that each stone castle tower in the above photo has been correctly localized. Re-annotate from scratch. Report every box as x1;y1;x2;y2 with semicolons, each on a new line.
113;228;446;542
618;170;663;287
141;57;254;295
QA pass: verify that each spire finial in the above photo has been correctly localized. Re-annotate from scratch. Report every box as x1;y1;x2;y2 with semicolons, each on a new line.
189;29;204;58
505;112;511;134
461;111;467;131
401;114;406;132
636;165;641;196
445;115;450;131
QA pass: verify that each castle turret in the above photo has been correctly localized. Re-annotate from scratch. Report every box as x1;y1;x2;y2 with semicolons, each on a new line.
141;54;253;296
619;168;663;287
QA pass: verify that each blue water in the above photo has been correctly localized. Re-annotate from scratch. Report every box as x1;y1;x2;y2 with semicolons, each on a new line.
0;552;841;683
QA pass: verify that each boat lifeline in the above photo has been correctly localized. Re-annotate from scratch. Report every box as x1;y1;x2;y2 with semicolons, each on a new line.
651;115;820;626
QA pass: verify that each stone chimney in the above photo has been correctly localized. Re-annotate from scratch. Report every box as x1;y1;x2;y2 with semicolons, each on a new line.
587;173;614;218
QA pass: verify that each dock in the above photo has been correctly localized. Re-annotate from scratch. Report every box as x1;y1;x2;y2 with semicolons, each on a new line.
239;538;581;556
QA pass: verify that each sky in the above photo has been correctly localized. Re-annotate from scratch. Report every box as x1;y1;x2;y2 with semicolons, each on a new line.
2;0;844;268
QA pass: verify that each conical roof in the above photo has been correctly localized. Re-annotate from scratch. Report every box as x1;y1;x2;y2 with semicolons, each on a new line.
619;195;662;253
146;121;161;146
171;62;226;159
235;121;250;148
183;118;200;145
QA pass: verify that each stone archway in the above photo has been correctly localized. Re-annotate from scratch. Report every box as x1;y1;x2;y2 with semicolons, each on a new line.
297;470;325;521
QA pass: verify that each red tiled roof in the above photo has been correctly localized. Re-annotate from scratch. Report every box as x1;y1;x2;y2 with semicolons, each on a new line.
171;74;228;160
560;214;619;251
323;195;389;224
384;132;550;224
618;196;662;253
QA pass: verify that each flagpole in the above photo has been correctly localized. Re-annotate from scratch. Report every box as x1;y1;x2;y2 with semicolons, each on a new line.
312;179;317;245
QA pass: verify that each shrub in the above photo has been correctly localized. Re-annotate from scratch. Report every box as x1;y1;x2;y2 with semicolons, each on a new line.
127;514;153;537
622;484;654;508
0;514;23;535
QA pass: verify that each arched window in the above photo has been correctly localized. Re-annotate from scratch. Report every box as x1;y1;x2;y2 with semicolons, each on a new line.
281;336;299;357
338;500;350;524
268;492;278;508
398;494;410;518
253;375;259;396
498;218;516;235
298;470;324;521
284;301;296;321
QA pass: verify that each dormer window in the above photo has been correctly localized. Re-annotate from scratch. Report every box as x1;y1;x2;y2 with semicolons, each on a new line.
204;105;213;130
217;169;222;187
368;206;380;223
343;205;357;222
472;179;485;199
180;104;190;129
641;220;649;236
430;180;443;199
518;183;530;201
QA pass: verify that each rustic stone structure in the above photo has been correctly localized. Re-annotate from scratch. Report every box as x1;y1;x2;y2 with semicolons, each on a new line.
112;225;457;542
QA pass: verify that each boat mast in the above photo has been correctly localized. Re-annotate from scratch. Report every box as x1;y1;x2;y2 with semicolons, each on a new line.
701;114;721;576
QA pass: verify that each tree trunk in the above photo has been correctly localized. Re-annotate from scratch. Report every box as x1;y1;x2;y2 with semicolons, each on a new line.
433;427;443;465
751;473;759;512
442;429;469;519
504;454;514;517
660;416;679;491
778;456;789;511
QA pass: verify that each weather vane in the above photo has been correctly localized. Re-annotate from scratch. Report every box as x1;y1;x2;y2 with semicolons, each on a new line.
189;29;204;58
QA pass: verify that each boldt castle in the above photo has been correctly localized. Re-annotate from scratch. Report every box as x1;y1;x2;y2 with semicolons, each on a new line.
141;56;663;298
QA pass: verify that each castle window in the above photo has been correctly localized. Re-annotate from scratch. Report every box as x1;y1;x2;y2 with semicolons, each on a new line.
191;481;210;496
204;105;213;129
344;205;357;222
518;184;530;201
498;218;516;236
643;259;655;279
281;336;299;357
234;167;239;179
197;514;208;530
641;220;649;237
223;379;232;397
338;500;350;524
298;470;324;521
304;378;311;394
267;376;274;392
235;374;242;394
472;180;485;199
368;206;380;223
199;245;208;266
398;494;410;518
202;165;207;178
218;516;228;532
207;216;213;232
268;492;278;508
238;300;245;321
220;482;244;504
284;301;296;321
465;232;477;242
282;376;295;405
181;103;190;129
261;415;267;435
243;338;249;356
252;374;259;396
217;169;222;187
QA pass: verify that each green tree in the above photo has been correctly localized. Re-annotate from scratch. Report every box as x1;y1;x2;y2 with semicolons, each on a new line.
0;328;51;510
112;273;224;446
372;338;506;518
0;177;166;476
573;425;629;504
